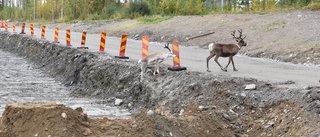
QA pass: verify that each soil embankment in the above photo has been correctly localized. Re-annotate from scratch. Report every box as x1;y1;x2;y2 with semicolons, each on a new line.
0;26;320;136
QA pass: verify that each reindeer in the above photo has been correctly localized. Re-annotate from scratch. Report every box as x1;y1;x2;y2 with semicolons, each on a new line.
138;43;176;81
206;29;247;72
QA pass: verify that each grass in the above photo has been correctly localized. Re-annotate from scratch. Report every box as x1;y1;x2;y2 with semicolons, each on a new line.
137;16;173;24
305;2;320;10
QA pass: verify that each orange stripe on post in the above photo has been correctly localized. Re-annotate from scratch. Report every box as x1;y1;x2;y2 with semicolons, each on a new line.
41;26;46;39
115;34;129;59
168;42;187;71
53;27;60;43
66;29;71;46
142;36;149;58
99;32;106;52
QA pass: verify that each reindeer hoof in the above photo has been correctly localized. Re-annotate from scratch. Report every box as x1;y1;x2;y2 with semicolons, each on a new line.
221;68;227;72
234;69;238;71
207;69;212;72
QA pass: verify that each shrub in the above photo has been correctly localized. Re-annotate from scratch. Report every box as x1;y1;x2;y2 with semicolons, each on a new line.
305;2;320;10
128;0;151;16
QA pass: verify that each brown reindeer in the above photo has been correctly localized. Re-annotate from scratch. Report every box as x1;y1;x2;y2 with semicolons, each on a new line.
206;29;247;72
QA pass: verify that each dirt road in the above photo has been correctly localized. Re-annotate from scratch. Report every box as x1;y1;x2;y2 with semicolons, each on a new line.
7;26;319;87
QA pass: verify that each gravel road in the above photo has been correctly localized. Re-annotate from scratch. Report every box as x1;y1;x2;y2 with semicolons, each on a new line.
0;49;130;118
4;26;319;87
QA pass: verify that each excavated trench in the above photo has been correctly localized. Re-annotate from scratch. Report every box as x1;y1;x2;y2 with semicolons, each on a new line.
0;31;320;136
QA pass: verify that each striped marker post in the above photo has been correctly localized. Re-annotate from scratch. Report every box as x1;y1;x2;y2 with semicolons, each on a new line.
30;24;35;36
142;36;149;58
0;21;4;28
168;42;187;71
4;22;8;31
41;26;46;39
53;27;60;43
99;32;106;52
12;23;16;32
77;31;88;49
66;29;71;46
115;34;129;59
20;23;26;34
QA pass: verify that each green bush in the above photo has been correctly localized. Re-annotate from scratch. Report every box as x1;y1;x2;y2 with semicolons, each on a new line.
305;2;320;10
128;0;151;16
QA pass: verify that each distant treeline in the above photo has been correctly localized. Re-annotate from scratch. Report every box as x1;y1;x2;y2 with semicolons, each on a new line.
0;0;319;22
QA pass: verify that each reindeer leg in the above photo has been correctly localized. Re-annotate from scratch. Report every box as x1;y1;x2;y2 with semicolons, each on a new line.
206;51;215;72
214;55;226;72
156;62;160;74
224;56;232;71
140;62;147;82
153;62;158;75
230;56;238;71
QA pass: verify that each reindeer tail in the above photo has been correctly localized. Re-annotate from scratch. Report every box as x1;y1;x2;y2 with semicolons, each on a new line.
208;43;214;51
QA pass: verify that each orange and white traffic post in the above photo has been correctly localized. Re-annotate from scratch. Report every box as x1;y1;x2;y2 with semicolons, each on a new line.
142;36;149;58
77;31;88;49
66;29;72;46
99;32;107;52
12;23;16;32
20;23;26;34
4;22;8;31
115;34;129;59
53;27;60;43
0;21;4;28
168;41;187;71
41;26;46;39
30;24;35;36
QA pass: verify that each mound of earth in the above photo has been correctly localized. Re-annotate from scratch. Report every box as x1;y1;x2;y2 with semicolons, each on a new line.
0;102;90;137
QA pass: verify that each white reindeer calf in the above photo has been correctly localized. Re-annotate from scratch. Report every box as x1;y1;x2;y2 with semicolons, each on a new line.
138;43;176;82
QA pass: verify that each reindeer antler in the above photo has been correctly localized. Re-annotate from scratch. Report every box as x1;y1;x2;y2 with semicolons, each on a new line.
231;29;246;39
231;30;237;39
238;29;246;39
164;43;172;52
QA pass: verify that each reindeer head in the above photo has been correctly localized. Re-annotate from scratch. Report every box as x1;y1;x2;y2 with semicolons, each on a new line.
231;29;247;47
164;43;176;57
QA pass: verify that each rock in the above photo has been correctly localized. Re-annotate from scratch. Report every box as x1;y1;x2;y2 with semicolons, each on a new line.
128;102;133;108
114;99;123;106
61;113;67;119
245;84;256;90
241;134;249;137
222;113;231;121
179;109;184;116
240;93;246;97
82;128;92;136
147;110;154;115
303;85;311;90
198;106;205;111
264;121;275;128
198;106;209;111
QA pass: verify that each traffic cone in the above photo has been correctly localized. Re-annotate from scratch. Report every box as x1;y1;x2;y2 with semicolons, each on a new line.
168;42;187;71
77;31;88;49
115;34;129;59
